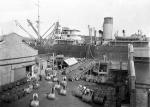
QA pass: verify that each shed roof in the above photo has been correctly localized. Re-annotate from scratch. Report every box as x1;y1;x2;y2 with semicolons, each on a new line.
0;33;38;60
64;57;78;66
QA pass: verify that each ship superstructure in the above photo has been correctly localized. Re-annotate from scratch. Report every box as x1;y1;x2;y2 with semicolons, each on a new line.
51;23;83;45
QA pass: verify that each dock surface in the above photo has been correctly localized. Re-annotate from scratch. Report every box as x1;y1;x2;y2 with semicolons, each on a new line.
1;79;101;107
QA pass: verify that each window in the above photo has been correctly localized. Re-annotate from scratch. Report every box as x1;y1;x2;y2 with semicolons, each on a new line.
26;66;32;72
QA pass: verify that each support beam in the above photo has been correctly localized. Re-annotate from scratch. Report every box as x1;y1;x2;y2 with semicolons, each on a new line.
15;20;35;40
128;44;136;107
27;19;39;38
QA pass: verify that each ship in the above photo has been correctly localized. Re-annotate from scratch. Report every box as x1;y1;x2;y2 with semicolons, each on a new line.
32;17;149;59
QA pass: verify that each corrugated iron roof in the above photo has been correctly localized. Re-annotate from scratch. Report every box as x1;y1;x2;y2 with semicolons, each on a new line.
64;57;78;66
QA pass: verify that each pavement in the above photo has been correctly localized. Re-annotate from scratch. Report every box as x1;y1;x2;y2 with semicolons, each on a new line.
1;77;102;107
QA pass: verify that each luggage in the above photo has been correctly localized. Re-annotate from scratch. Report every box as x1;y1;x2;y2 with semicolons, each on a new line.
2;84;9;91
59;88;67;96
82;90;93;103
47;93;56;100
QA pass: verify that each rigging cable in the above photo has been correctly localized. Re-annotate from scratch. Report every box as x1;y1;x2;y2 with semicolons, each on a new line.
89;45;95;59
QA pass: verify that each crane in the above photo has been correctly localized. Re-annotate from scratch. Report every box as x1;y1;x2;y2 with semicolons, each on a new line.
44;26;56;39
15;20;36;40
42;26;57;46
15;0;60;48
27;19;39;39
42;22;55;38
42;22;61;46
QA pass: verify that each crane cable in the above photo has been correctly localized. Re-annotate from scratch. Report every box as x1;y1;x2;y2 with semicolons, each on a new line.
89;45;95;59
42;22;55;38
15;20;36;40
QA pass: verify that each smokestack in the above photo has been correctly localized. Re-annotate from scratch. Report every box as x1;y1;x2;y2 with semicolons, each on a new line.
103;17;113;40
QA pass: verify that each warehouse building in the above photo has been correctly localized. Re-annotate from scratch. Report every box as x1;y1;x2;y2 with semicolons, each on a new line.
0;33;38;86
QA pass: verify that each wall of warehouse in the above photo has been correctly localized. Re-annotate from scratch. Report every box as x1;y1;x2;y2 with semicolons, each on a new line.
14;67;26;82
0;61;35;86
0;65;13;86
0;33;38;86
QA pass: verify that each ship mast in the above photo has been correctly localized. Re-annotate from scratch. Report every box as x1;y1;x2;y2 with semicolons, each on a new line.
37;0;40;40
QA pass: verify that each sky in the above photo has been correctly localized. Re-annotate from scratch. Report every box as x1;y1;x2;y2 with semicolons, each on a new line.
0;0;150;38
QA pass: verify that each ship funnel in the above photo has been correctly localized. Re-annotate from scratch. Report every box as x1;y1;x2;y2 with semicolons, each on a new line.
103;17;113;40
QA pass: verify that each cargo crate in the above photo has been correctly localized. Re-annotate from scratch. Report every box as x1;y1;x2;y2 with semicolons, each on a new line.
2;84;9;91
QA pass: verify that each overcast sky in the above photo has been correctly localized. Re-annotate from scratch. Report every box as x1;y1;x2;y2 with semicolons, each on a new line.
0;0;150;37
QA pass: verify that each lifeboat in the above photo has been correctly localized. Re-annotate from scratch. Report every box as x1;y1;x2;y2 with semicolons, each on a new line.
59;86;67;96
30;93;39;107
47;87;56;100
24;84;33;94
82;89;93;103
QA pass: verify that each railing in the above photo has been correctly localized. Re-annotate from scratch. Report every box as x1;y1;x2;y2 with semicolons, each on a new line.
136;82;150;89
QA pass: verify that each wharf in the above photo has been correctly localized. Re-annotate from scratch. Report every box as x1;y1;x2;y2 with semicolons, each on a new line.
1;79;101;107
